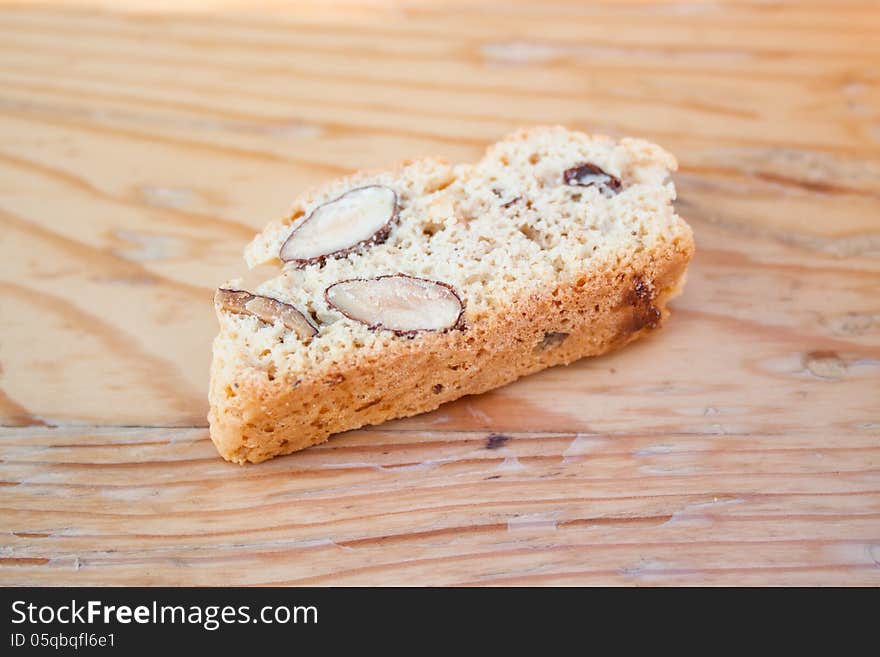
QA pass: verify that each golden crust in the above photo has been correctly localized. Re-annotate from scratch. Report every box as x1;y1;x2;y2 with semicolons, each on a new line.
209;233;694;464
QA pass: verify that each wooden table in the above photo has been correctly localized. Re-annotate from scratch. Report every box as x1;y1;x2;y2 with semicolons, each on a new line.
1;0;878;586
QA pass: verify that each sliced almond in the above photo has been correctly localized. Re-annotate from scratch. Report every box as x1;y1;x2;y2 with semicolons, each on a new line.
324;274;464;335
244;296;317;340
563;163;622;196
280;185;398;266
215;288;317;341
214;288;252;314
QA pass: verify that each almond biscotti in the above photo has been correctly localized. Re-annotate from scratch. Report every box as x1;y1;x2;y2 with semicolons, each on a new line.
209;126;695;463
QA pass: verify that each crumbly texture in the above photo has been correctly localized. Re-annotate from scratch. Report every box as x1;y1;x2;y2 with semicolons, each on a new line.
209;126;695;463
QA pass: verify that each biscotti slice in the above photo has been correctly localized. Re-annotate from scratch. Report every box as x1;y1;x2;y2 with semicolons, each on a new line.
209;126;694;463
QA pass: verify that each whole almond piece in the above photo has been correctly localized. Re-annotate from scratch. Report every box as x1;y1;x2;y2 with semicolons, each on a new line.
215;289;317;341
280;186;398;266
325;274;464;335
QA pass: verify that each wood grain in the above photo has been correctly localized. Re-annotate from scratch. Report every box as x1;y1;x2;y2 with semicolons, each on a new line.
1;0;878;585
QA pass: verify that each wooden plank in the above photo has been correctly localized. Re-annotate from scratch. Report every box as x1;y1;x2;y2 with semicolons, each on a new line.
2;426;878;585
0;0;878;585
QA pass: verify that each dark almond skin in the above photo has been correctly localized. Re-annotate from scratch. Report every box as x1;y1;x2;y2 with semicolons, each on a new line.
563;163;622;195
279;185;399;268
536;331;569;352
324;274;466;336
215;288;317;341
